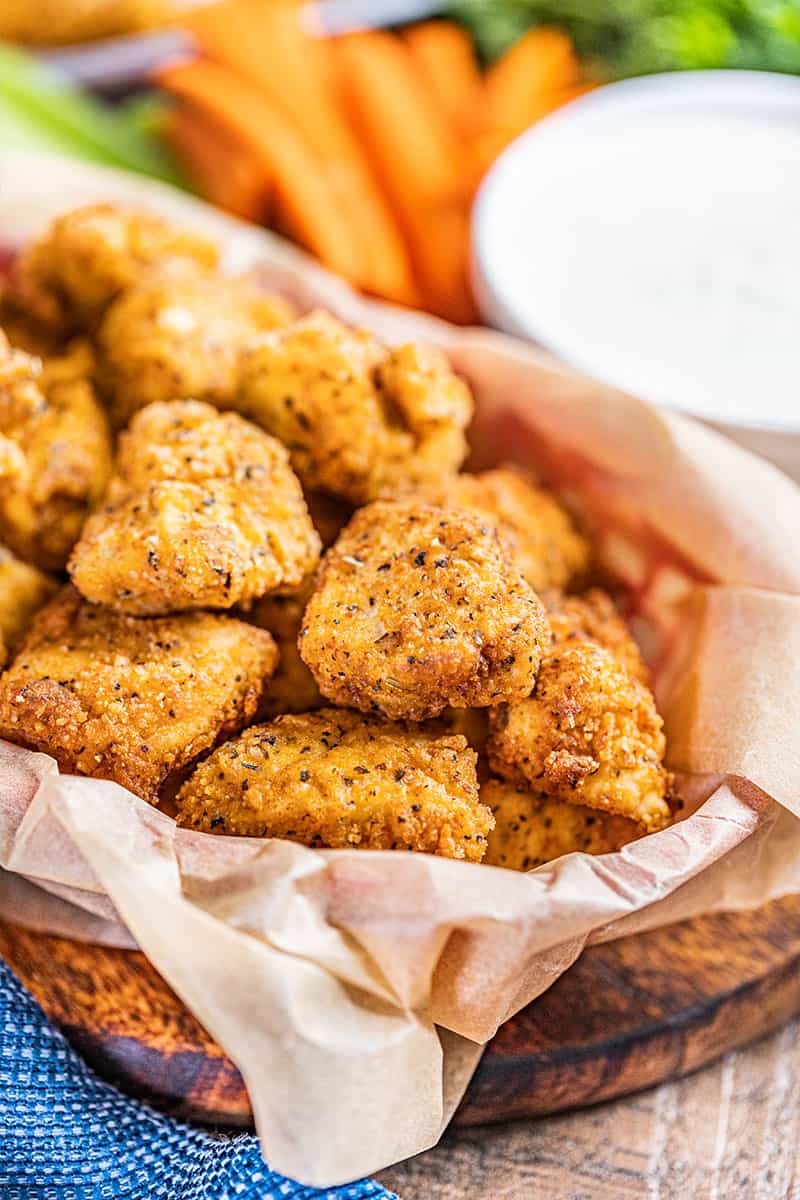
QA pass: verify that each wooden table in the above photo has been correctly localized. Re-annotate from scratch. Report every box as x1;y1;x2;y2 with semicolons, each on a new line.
378;1021;800;1198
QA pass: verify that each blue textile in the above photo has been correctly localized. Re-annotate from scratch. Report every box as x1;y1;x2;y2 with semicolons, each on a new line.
0;957;398;1200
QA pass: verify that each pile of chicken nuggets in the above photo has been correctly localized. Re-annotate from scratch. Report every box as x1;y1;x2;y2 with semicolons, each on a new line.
0;204;673;869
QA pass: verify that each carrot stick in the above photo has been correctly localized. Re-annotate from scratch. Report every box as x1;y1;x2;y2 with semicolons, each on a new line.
403;21;484;142
484;27;581;138
185;0;418;305
156;59;366;283
162;103;272;223
333;31;475;321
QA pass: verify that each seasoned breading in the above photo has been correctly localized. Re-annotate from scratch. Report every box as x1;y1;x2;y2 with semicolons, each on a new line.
546;588;650;683
176;708;492;860
0;333;112;570
299;500;549;721
0;586;278;803
0;547;57;663
416;468;590;592
11;204;218;332
483;778;640;870
237;310;472;504
97;261;293;427
68;399;320;615
487;639;670;831
247;581;323;718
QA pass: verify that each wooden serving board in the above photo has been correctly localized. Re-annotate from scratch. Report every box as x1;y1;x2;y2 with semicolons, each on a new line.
2;897;800;1127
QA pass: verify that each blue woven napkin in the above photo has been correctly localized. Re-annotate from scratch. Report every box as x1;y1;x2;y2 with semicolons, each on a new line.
0;956;399;1200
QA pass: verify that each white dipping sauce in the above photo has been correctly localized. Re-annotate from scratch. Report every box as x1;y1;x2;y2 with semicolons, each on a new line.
473;72;800;433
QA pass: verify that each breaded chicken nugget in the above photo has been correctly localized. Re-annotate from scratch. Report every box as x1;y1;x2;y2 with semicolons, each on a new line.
176;708;492;860
0;547;57;664
416;468;590;592
247;581;323;718
0;586;278;803
487;639;670;831
483;778;640;870
97;261;293;427
11;204;218;333
299;500;549;721
546;588;650;684
237;310;472;504
68;400;320;615
0;334;112;570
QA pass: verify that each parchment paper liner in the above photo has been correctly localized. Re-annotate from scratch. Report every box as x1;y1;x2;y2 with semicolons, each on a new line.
1;153;800;1186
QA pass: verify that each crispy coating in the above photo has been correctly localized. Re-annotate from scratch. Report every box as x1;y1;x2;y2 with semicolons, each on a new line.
299;500;549;721
11;204;219;333
97;261;293;427
176;708;492;860
482;778;640;870
247;580;323;718
416;468;590;592
487;638;670;831
0;333;112;570
546;588;650;684
0;547;57;664
237;310;472;504
0;586;278;803
68;399;320;615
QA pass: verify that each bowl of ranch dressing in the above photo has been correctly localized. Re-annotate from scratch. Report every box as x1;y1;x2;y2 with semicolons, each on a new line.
472;71;800;479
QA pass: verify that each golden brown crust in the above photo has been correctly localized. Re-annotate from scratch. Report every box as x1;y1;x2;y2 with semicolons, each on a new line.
0;334;112;570
487;638;670;831
0;547;57;659
11;204;219;333
482;778;640;870
176;708;492;860
97;262;293;426
246;580;324;718
415;468;590;592
237;310;472;504
68;399;320;615
299;500;549;721
545;588;650;684
0;586;278;803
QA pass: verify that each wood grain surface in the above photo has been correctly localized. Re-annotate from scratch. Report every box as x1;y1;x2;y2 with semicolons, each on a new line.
2;895;800;1135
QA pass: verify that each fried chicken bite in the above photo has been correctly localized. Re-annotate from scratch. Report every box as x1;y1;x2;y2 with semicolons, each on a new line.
0;586;278;803
487;638;670;831
545;588;650;684
0;548;57;664
482;778;640;870
299;500;549;721
0;333;112;570
237;310;472;505
97;261;293;427
176;708;492;860
68;400;320;616
247;581;323;718
415;468;590;593
11;204;219;333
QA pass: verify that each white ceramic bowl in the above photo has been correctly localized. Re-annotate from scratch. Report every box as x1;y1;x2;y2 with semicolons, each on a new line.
472;70;800;479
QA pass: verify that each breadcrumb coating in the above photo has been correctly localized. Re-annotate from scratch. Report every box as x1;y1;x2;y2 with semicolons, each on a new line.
545;588;650;684
0;547;57;664
11;204;219;333
416;468;590;592
68;399;320;615
247;580;323;718
97;261;293;426
483;778;640;870
299;500;549;721
237;310;472;504
487;638;670;831
0;333;112;570
176;708;492;860
0;586;278;803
